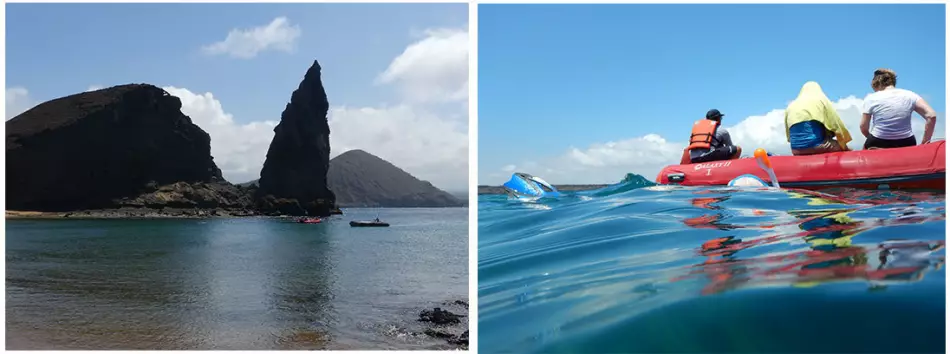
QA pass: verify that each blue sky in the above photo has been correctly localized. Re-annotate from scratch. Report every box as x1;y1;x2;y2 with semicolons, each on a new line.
478;4;946;184
6;3;469;191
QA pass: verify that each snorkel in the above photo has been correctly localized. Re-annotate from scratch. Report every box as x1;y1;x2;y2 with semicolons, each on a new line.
727;148;780;188
754;148;781;189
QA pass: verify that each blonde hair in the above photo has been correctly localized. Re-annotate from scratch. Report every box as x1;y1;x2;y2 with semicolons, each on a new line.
871;68;897;90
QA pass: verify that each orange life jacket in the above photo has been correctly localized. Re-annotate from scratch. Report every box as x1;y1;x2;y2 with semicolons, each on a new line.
688;119;720;150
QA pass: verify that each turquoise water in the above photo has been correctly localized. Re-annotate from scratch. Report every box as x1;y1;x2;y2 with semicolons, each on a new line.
6;208;468;350
478;175;946;353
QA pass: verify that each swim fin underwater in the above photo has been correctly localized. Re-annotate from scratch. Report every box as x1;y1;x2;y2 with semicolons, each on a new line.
503;172;562;199
502;150;777;200
501;172;657;200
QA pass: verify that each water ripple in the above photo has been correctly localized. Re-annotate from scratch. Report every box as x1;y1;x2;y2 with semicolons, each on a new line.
478;175;945;353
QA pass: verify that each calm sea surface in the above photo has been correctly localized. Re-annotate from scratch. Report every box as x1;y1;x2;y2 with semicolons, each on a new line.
479;175;945;353
6;208;468;350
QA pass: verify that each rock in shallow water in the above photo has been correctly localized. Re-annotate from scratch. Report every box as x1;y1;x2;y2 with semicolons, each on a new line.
418;307;463;325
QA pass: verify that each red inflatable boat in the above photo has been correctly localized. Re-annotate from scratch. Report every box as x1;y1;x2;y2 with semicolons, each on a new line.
297;217;322;224
656;141;946;190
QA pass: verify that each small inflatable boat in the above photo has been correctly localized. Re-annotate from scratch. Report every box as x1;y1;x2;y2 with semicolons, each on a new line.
656;141;946;190
297;217;322;224
350;219;390;227
503;172;561;198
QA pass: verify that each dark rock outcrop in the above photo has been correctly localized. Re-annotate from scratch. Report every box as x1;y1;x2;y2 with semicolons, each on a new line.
418;307;463;325
418;303;468;349
6;84;251;212
115;181;254;210
450;330;469;347
327;149;464;207
255;60;336;216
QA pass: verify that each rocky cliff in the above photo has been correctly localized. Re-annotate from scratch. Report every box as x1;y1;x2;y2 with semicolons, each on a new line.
255;60;337;216
327;150;464;207
6;84;253;213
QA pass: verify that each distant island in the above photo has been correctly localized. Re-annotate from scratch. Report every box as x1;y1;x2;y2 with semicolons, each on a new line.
6;60;465;219
449;191;468;207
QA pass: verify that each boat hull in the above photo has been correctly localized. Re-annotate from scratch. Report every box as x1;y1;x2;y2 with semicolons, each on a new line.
656;141;946;191
350;221;390;227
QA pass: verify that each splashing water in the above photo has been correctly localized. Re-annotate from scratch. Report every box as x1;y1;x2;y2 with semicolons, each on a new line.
478;174;945;353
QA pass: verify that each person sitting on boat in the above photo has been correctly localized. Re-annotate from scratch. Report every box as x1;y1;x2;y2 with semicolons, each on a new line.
784;81;853;155
860;68;938;149
681;109;742;164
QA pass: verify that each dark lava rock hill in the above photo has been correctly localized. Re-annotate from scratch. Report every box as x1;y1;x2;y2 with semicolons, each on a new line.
6;84;252;212
254;60;337;216
327;149;463;208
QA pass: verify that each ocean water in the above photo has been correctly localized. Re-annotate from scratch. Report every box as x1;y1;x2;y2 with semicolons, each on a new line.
478;175;946;353
6;208;468;350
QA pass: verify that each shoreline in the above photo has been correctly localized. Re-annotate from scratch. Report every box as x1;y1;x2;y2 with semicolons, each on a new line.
6;209;263;220
6;299;470;350
6;206;469;220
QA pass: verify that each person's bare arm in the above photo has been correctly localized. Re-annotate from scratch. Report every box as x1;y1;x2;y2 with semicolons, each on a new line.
914;97;938;144
860;113;872;138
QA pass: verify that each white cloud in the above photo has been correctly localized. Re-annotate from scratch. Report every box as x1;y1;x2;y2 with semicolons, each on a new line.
6;86;34;120
180;27;468;190
725;96;943;156
162;86;279;184
377;28;468;104
9;26;469;191
566;133;683;168
328;105;468;190
330;27;470;190
86;85;104;92
163;87;468;188
493;96;945;185
8;84;276;183
202;17;301;59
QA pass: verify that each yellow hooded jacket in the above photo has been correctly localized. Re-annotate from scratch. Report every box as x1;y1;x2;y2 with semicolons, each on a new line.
785;82;852;149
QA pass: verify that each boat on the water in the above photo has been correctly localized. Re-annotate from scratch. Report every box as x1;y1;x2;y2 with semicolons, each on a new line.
297;217;322;224
656;141;946;190
350;218;390;227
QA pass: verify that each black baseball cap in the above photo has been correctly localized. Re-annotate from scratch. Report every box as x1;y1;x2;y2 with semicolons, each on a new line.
706;109;724;120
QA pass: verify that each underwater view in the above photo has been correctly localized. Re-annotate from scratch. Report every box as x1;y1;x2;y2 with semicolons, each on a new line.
478;174;946;353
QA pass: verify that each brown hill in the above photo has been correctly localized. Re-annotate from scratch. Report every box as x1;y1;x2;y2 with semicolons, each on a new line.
327;149;463;207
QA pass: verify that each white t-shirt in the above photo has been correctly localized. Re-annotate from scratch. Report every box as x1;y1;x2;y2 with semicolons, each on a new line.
862;88;921;140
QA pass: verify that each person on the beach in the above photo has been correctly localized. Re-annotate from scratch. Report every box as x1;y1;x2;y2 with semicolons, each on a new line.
785;81;853;155
860;68;938;149
680;109;742;164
